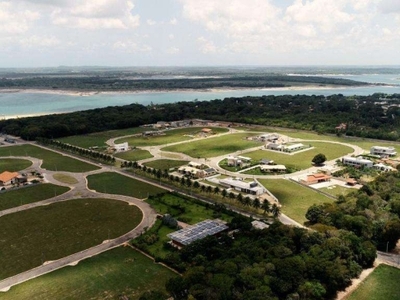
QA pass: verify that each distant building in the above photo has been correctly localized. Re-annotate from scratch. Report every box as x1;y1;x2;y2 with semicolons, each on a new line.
265;143;304;152
260;165;286;173
227;156;251;168
113;142;129;152
168;219;228;248
0;171;19;186
219;178;265;195
301;173;332;185
178;166;205;178
370;146;397;157
373;163;396;172
342;157;373;168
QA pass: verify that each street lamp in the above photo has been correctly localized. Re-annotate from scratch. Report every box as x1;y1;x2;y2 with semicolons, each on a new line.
386;241;389;253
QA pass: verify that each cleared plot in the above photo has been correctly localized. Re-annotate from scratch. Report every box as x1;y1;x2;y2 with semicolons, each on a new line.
0;198;142;280
245;142;353;171
57;127;148;149
144;159;189;170
87;172;166;198
319;186;355;197
162;133;260;158
259;179;334;224
0;145;99;172
0;158;32;173
0;246;176;300
52;173;79;185
0;183;70;211
116;127;229;147
347;264;400;300
114;149;153;161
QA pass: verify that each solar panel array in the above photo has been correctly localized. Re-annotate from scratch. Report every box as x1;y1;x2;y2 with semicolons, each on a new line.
168;219;229;246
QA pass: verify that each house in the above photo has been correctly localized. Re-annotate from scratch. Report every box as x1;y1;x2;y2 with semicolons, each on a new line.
266;143;284;151
346;178;358;186
283;143;304;152
342;157;373;168
113;142;129;152
178;166;205;178
0;171;19;186
188;161;203;169
219;178;265;195
260;165;286;173
227;156;251;168
258;133;279;142
370;146;397;157
302;173;332;185
167;219;228;248
373;163;396;172
204;168;218;177
260;159;274;165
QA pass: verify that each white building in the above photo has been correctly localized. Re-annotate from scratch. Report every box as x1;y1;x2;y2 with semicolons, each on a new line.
342;157;373;168
219;178;265;195
113;142;129;152
370;146;397;157
373;163;396;172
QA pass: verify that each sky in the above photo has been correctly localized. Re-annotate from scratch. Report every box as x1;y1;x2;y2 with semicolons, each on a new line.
1;0;400;67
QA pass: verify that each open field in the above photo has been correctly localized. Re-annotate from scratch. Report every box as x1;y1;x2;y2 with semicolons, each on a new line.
52;173;79;184
319;185;356;197
116;127;229;147
0;198;142;280
0;184;70;211
162;132;260;158
57;127;148;149
0;159;32;173
347;264;400;300
0;145;99;172
87;172;166;198
245;142;353;171
144;159;189;170
0;246;176;300
259;179;334;224
114;149;153;161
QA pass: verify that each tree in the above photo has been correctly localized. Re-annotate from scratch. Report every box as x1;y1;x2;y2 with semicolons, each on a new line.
253;198;261;210
261;200;270;215
221;189;228;199
312;153;327;166
271;204;281;218
213;186;220;195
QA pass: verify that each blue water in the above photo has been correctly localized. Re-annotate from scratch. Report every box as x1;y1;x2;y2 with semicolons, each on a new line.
1;73;400;119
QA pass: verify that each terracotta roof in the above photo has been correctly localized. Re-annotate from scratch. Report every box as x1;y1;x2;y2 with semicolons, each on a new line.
0;171;19;183
306;174;331;182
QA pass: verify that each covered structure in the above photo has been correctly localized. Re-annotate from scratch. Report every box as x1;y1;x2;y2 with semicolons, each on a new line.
219;178;265;195
0;171;19;186
301;173;332;185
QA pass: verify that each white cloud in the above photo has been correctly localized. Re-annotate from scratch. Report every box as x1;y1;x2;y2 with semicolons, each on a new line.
169;18;178;25
169;34;175;40
112;40;152;53
197;36;217;54
50;0;140;30
147;19;156;26
167;47;180;54
19;35;61;48
0;2;40;34
379;0;400;13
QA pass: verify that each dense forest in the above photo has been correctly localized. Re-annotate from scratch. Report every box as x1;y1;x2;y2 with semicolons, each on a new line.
1;93;400;141
0;75;368;91
306;171;400;252
151;219;375;300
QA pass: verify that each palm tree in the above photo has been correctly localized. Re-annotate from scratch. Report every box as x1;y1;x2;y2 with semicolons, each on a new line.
228;192;236;202
243;196;252;207
261;200;271;215
221;189;227;199
271;203;281;218
213;186;220;195
200;185;206;193
206;185;212;193
193;181;200;189
237;193;244;206
252;198;261;210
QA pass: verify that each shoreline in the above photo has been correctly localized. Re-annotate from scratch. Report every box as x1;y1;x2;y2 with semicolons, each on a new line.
0;84;378;97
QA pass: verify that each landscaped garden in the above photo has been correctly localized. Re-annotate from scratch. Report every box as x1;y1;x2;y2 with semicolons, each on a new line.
258;179;334;224
87;172;166;198
0;184;70;211
116;127;229;147
0;246;176;300
347;264;400;300
162;132;260;158
0;198;143;280
0;158;32;173
0;145;99;172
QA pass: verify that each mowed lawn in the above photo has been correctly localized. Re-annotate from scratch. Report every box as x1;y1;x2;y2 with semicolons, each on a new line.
0;184;70;211
259;179;334;224
348;265;400;300
114;149;153;161
0;198;142;280
144;159;189;170
0;246;176;300
0;145;99;172
87;172;166;198
0;158;32;173
162;133;260;158
116;127;229;147
246;142;353;170
57;127;148;149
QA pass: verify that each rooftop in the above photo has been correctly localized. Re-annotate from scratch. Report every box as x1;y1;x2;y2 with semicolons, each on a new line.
0;171;19;183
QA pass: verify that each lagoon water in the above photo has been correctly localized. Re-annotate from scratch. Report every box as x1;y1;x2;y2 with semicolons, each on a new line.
1;74;400;119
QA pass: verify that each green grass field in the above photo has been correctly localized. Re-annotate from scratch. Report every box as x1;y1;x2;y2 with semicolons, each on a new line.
259;179;334;224
0;184;70;211
0;198;142;280
347;264;400;300
319;185;356;197
162;133;260;158
245;142;353;171
57;127;148;149
114;149;153;161
0;246;176;300
144;159;189;170
87;172;166;198
52;173;79;184
0;158;32;173
116;127;229;147
0;145;99;172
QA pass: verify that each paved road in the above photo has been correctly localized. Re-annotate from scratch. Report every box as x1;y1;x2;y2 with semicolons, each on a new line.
377;251;400;267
